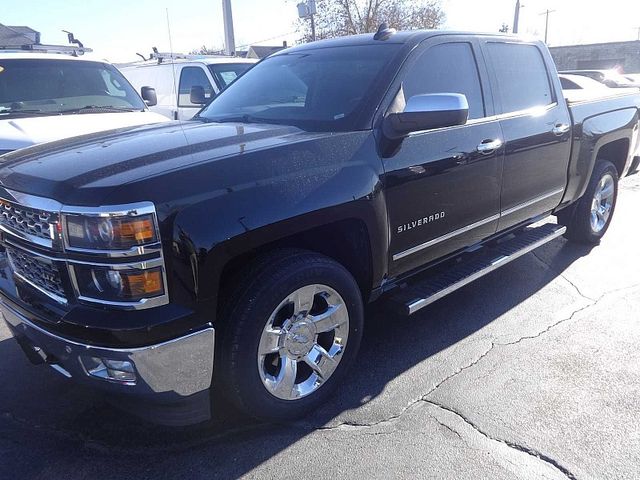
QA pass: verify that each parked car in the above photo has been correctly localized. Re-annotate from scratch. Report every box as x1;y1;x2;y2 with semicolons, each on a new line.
0;52;169;155
1;28;639;426
559;73;610;90
560;69;640;88
119;54;256;120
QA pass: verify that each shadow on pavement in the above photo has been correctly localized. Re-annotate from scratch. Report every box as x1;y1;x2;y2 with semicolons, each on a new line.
0;238;594;479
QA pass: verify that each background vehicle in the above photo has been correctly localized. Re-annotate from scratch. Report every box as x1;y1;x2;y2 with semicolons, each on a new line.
561;69;640;88
119;54;256;120
559;73;610;90
0;52;169;155
1;29;639;426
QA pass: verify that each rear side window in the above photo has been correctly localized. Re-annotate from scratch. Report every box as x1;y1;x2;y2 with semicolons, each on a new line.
178;66;214;107
403;42;485;120
486;43;553;113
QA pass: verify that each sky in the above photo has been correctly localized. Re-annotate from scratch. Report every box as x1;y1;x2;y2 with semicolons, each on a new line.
2;0;640;63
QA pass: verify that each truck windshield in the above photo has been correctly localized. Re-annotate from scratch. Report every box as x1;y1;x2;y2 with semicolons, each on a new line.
0;58;146;118
207;63;253;90
198;44;401;131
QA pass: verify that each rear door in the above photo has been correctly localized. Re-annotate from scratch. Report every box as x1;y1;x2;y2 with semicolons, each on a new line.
383;37;504;277
483;41;572;229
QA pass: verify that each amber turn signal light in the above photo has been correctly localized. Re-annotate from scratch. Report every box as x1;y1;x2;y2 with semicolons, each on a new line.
122;269;164;298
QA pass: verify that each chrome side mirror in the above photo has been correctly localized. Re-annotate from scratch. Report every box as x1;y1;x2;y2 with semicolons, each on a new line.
383;93;469;139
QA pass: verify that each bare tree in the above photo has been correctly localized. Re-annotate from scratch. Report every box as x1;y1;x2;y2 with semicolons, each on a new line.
190;45;224;55
297;0;445;42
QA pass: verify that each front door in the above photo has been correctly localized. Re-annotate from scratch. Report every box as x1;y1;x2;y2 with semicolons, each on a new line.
176;65;216;120
383;39;504;277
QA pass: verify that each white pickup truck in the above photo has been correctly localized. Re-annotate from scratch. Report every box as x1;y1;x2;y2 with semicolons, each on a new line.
0;52;168;155
119;55;256;120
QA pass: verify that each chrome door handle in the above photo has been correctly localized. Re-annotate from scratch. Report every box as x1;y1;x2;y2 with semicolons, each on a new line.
477;139;503;154
552;123;570;136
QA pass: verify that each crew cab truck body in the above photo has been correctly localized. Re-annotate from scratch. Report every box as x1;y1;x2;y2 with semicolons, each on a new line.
0;30;639;425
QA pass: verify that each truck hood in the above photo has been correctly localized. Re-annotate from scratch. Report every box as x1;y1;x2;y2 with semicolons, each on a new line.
0;120;330;205
0;111;169;152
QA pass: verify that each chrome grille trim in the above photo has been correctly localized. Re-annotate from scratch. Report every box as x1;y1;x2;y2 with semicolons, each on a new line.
0;199;57;246
6;245;67;304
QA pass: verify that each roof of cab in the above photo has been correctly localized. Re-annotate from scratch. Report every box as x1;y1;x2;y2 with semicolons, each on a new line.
275;29;519;55
0;52;103;62
118;56;257;69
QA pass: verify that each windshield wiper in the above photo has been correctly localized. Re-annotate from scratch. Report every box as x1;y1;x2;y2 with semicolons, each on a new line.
209;114;277;125
0;108;50;118
57;105;139;114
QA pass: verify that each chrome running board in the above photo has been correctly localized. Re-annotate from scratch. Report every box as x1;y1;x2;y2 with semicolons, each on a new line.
390;223;566;315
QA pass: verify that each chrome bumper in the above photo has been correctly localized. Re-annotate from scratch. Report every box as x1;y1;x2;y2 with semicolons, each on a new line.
1;299;215;399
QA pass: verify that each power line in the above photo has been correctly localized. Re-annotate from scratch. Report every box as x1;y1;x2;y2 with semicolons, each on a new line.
235;31;298;50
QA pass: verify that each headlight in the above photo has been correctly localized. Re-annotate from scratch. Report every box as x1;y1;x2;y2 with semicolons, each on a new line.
72;264;165;302
64;213;158;250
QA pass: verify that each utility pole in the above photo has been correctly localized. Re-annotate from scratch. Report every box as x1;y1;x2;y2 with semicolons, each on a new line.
513;0;522;34
310;12;316;42
540;9;556;44
297;0;317;42
635;27;640;41
222;0;236;55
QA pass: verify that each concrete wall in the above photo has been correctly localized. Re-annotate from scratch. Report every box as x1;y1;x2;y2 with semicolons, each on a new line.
549;41;640;73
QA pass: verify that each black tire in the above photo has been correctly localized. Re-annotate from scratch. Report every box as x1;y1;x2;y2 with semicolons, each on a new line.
559;160;619;244
218;249;364;421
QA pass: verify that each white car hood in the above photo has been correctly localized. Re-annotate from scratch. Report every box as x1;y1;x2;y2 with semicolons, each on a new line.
0;111;169;152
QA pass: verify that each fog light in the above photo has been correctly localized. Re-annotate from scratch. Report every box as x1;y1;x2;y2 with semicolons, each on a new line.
83;357;136;383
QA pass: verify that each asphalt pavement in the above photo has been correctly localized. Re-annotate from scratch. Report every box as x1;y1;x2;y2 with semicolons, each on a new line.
1;174;639;480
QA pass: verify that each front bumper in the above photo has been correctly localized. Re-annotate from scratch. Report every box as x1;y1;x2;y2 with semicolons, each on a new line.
1;298;215;425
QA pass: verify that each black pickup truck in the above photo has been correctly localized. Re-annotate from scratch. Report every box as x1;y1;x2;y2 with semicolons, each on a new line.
1;28;639;425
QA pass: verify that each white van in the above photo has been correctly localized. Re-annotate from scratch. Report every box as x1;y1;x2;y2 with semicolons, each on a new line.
119;55;256;120
0;52;168;155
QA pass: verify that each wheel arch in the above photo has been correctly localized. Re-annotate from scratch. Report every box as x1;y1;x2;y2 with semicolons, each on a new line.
216;217;376;312
596;137;630;178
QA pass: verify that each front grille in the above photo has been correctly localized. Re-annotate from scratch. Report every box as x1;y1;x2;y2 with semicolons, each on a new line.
6;246;66;300
0;199;56;241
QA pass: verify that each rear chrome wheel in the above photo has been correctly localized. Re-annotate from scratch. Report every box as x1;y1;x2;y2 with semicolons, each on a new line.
258;285;349;400
590;173;615;233
559;160;618;244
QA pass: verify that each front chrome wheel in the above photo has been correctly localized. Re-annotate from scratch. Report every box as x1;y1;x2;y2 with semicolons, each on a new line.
257;284;349;401
590;173;615;233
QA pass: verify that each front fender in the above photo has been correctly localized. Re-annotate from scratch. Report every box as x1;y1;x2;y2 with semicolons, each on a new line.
168;132;388;308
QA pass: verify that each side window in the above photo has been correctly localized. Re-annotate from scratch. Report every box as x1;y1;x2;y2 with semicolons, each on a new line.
486;43;553;113
403;42;485;120
178;66;214;107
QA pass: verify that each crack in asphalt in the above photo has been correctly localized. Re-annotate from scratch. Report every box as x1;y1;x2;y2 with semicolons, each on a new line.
531;250;597;302
430;414;463;439
312;282;640;476
423;399;578;480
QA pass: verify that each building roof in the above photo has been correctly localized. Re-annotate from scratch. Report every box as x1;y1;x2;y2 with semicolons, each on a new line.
0;23;38;47
246;45;287;59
